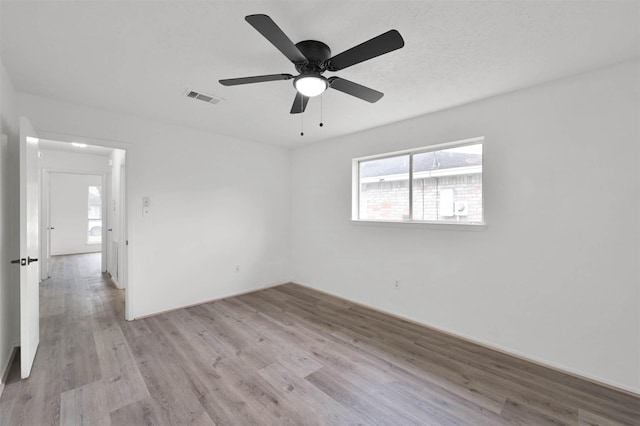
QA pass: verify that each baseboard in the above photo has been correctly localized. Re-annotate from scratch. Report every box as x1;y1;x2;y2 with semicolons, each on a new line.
134;281;289;320
104;272;122;290
0;345;19;398
290;282;640;398
51;250;101;256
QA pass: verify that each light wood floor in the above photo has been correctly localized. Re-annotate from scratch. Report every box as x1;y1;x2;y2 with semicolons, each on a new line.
0;254;638;425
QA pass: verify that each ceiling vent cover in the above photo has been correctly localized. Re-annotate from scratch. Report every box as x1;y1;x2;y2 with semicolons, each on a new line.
185;89;223;105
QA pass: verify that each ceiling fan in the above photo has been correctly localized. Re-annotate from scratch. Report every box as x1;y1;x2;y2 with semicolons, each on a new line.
219;14;405;114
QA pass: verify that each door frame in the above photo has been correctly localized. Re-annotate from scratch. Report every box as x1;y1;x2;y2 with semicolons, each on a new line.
39;167;50;281
117;162;127;291
35;131;132;320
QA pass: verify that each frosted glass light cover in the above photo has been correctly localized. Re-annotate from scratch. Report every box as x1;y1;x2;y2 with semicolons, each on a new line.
295;76;327;97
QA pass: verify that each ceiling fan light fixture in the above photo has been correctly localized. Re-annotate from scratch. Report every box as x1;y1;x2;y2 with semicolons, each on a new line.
294;75;328;97
221;14;405;114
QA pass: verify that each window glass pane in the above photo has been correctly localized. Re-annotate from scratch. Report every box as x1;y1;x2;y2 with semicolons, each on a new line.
359;155;410;221
412;144;483;222
88;185;102;244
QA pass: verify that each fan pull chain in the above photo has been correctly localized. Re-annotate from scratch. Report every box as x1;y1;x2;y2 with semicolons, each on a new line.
300;96;304;136
319;94;324;127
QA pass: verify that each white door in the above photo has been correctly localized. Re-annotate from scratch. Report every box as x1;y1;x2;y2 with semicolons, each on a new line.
19;116;40;378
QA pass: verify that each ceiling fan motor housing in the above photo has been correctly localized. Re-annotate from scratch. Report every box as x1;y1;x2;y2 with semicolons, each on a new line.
294;40;332;74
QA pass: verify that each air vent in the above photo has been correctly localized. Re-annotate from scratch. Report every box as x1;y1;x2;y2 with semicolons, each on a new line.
184;89;223;105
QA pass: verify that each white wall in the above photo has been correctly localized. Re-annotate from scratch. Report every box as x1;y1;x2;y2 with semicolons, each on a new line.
18;93;292;319
291;61;640;393
40;149;111;174
0;58;20;386
49;173;102;255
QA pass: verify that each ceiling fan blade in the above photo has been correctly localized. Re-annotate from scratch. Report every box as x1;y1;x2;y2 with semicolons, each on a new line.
245;14;307;63
219;73;294;86
290;92;309;114
325;30;404;71
328;77;383;103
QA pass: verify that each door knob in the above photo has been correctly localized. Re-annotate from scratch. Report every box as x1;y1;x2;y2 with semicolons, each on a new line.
10;258;26;266
27;256;38;264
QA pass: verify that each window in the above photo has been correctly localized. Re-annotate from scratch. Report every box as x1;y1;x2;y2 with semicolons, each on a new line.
88;185;102;244
353;138;483;225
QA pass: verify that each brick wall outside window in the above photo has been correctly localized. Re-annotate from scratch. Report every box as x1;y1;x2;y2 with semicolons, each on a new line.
360;173;482;222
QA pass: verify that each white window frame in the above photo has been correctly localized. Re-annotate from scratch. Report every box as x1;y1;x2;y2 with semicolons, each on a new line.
352;136;486;228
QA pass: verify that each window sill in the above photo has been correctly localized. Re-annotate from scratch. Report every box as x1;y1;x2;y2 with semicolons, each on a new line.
351;219;487;231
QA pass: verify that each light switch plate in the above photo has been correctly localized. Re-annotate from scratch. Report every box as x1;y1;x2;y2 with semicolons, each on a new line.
142;197;151;216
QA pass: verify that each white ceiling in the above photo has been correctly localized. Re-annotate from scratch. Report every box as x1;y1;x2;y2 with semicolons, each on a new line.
2;1;639;148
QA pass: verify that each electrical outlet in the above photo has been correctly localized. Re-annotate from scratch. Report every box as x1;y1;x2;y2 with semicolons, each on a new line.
393;280;400;289
235;265;240;273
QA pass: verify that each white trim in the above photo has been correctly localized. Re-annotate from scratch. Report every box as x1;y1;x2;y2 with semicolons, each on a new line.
351;158;360;221
0;345;19;396
351;219;487;231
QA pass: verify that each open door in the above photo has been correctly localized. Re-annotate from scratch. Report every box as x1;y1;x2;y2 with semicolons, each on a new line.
18;117;40;378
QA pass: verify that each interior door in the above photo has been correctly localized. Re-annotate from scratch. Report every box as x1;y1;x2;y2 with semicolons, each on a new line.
19;116;40;378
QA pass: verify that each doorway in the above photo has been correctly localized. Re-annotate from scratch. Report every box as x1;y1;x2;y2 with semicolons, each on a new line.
38;139;128;302
11;118;131;379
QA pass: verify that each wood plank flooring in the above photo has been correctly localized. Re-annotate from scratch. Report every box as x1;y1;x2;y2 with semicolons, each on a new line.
0;253;638;425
